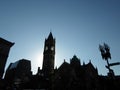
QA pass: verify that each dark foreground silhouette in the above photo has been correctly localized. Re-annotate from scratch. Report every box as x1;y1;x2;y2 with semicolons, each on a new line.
0;33;120;90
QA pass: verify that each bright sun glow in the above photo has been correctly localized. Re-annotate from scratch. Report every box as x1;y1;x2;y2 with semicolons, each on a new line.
31;51;43;74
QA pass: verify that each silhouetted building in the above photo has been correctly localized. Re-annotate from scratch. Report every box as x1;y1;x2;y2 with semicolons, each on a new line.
53;56;99;90
0;33;120;90
4;59;32;89
42;32;55;78
0;38;14;79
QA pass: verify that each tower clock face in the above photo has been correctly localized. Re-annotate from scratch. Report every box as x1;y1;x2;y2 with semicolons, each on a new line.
45;46;48;51
51;46;54;51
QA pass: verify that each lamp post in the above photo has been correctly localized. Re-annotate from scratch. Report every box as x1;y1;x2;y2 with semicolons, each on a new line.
99;43;114;77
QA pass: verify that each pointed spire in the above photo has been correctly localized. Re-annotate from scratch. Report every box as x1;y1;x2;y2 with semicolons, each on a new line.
95;67;98;73
89;60;91;63
83;61;85;66
64;59;66;62
55;66;57;70
48;32;54;40
37;67;41;75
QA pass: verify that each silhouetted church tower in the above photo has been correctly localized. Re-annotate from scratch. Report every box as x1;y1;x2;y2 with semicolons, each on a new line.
0;38;14;79
42;32;55;78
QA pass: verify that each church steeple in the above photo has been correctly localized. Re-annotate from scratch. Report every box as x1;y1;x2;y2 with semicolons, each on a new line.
42;32;55;78
47;32;54;40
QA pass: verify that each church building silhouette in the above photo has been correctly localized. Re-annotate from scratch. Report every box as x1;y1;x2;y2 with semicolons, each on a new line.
0;32;120;90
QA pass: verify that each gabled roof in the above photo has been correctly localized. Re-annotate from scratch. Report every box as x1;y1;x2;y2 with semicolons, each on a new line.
83;61;98;75
70;55;81;64
57;60;71;72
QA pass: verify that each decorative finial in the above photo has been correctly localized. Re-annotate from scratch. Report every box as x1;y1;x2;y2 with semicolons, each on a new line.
50;28;52;33
64;59;66;62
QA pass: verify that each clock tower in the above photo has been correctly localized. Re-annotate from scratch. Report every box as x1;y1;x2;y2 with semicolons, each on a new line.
42;32;55;78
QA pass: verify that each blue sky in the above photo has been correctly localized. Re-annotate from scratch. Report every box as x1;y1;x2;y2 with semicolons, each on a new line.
0;0;120;75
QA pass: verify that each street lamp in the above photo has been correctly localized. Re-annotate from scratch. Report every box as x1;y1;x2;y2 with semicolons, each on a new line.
99;43;114;77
